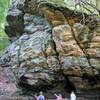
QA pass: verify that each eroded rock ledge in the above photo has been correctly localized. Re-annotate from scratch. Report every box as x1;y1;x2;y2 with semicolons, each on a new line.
1;0;100;93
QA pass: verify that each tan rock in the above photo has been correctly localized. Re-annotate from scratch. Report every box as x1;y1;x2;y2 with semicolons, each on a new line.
63;66;83;77
91;36;100;42
86;48;100;57
43;9;67;27
89;42;100;48
52;25;84;56
69;77;93;89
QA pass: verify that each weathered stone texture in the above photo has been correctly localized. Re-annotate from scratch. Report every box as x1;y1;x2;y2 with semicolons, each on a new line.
1;0;100;94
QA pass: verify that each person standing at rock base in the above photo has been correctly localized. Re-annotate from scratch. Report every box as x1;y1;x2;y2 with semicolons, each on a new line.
54;93;63;100
70;91;76;100
34;91;45;100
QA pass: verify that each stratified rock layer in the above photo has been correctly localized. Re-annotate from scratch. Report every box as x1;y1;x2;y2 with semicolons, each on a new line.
1;0;100;93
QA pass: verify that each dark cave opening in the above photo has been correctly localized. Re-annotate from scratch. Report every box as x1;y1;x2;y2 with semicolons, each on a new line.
55;70;77;93
82;73;99;86
19;74;76;95
64;75;76;93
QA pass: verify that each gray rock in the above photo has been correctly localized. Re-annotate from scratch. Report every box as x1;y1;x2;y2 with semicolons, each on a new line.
5;9;24;38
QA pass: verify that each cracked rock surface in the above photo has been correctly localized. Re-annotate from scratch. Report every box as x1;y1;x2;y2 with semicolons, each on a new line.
0;0;100;94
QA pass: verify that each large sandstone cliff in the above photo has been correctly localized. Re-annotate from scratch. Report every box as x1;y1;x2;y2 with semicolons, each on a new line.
0;0;100;94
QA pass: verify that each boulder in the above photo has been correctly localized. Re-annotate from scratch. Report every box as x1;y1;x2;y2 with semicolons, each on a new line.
1;0;100;94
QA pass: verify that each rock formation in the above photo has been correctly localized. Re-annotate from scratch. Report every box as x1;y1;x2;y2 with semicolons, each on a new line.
0;0;100;94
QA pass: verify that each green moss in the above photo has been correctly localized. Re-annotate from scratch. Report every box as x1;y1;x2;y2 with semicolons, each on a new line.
0;0;11;56
47;0;66;7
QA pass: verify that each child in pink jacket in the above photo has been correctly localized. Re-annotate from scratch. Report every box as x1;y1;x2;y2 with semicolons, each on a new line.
54;93;63;100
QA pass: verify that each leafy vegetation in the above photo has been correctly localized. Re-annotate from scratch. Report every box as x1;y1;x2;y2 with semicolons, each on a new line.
49;0;99;14
0;0;12;56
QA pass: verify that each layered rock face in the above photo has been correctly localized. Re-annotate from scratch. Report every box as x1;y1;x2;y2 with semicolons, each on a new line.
1;0;100;93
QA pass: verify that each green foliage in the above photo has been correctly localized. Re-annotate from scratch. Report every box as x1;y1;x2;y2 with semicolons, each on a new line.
0;36;9;56
0;0;11;21
49;0;99;14
0;0;11;56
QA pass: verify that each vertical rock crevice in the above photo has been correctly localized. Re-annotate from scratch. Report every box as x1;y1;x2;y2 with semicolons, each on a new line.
67;14;99;87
